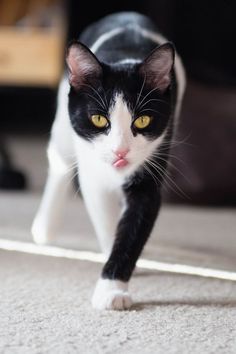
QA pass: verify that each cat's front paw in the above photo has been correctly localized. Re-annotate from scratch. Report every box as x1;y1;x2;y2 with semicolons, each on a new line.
92;289;132;311
92;278;132;311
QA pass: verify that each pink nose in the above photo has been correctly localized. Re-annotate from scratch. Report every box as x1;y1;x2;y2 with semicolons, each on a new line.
113;149;129;159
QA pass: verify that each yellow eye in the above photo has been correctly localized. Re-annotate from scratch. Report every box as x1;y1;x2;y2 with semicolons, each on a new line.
91;115;108;128
134;115;151;129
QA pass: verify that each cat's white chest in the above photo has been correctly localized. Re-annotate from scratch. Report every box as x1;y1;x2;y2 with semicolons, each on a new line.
74;135;126;256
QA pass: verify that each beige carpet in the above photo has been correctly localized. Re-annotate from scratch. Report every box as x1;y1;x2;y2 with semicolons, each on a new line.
0;136;236;353
1;247;236;354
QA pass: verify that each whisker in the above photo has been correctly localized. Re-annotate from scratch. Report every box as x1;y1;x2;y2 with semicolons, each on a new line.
83;83;107;110
146;158;181;197
157;164;190;200
62;164;79;192
134;75;146;111
138;98;168;112
160;133;195;148
143;162;162;189
101;87;109;108
73;180;81;199
147;159;190;200
136;86;160;109
138;108;166;116
86;93;107;112
135;141;188;166
150;155;190;183
65;167;81;199
151;151;187;166
65;163;78;175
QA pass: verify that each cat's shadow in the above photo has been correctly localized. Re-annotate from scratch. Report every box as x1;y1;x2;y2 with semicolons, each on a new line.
132;271;236;311
131;299;236;311
133;270;181;277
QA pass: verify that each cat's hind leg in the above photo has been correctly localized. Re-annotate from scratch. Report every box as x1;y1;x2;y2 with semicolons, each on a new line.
32;77;75;244
31;142;74;245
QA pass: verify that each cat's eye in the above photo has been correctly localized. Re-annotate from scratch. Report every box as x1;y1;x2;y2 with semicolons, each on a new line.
133;115;151;129
91;115;109;128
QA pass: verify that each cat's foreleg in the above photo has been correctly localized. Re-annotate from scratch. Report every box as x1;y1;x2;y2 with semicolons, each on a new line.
81;183;122;258
31;142;73;245
92;180;161;310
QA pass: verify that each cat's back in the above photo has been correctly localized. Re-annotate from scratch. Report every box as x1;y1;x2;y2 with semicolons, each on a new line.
79;12;160;63
79;12;157;45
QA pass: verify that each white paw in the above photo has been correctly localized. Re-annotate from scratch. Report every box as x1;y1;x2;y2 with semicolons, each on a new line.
92;289;132;310
92;278;132;311
31;219;52;245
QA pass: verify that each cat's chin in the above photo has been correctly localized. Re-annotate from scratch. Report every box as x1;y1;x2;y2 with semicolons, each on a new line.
111;161;140;179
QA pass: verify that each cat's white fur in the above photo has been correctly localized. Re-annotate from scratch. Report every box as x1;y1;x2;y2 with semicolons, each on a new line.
32;25;185;310
92;279;132;310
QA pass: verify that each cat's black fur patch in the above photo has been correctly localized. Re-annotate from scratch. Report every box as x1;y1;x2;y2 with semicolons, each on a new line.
102;171;162;281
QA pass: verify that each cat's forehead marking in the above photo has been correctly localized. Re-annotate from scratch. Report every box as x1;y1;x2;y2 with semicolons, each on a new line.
109;93;132;130
107;93;133;149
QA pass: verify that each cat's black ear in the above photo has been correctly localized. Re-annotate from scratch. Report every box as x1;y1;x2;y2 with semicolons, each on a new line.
66;41;102;89
139;42;175;92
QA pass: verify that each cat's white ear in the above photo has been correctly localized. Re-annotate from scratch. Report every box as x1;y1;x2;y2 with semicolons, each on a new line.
66;41;102;89
140;42;175;92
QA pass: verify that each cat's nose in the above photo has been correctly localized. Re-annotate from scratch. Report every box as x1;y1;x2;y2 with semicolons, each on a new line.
113;149;130;159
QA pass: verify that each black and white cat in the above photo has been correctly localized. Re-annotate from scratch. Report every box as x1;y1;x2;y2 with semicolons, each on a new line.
32;12;185;310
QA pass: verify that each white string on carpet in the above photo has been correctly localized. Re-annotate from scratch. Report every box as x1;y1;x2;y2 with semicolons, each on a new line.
0;238;236;281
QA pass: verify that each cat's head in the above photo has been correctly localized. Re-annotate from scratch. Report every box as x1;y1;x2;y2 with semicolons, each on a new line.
66;41;175;175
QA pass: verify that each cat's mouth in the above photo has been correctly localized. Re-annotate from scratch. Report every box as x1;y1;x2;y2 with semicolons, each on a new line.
112;157;129;169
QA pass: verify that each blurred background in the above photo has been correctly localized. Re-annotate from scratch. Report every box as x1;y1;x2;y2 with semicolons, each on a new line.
0;0;236;205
